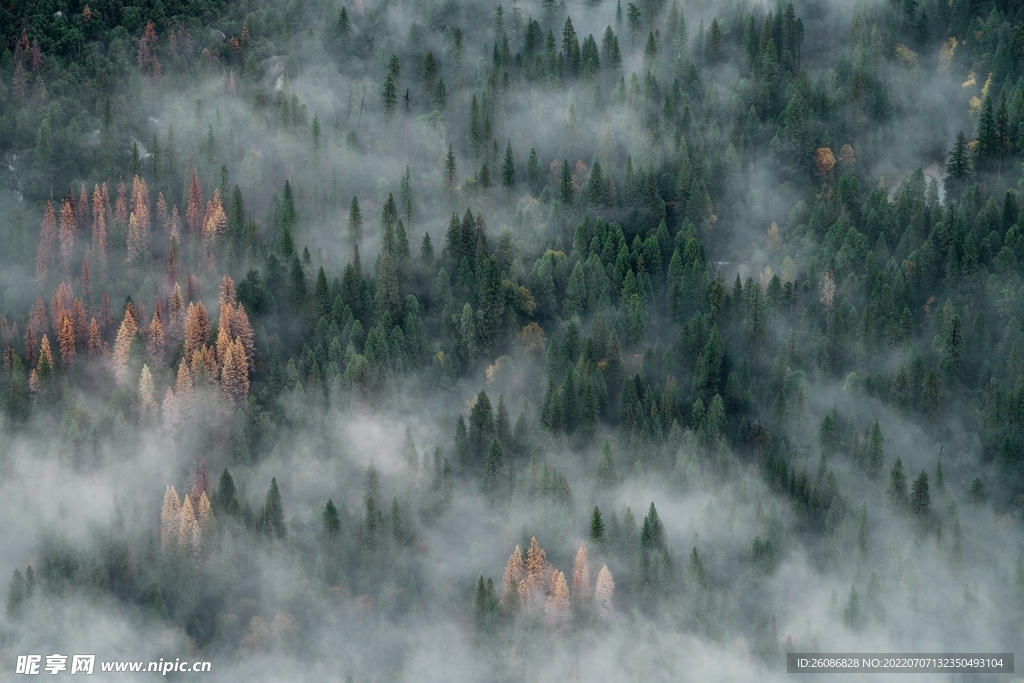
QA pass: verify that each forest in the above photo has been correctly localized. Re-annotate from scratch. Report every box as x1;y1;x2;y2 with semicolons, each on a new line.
1;0;1024;679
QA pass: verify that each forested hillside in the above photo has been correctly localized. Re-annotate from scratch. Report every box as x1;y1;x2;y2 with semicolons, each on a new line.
1;0;1024;679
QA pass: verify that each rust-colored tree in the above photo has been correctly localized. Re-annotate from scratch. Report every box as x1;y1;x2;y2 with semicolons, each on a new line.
203;188;227;241
50;282;73;330
524;536;549;609
112;310;139;385
183;301;210;358
57;312;76;368
177;494;201;557
87;317;101;358
58;198;77;279
815;147;836;178
220;338;251;400
126;176;151;263
501;546;525;604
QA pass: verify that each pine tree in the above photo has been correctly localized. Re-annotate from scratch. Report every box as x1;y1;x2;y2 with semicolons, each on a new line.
888;457;908;510
501;139;516;192
595;439;617;489
589;507;606;549
944;131;971;202
501;546;525;605
347;196;363;247
843;585;860;628
216;469;236;514
910;470;930;519
483;438;505;502
445;146;458;208
865;420;883;480
262;477;286;538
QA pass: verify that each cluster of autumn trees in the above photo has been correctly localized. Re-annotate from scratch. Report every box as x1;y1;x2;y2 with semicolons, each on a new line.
474;538;614;633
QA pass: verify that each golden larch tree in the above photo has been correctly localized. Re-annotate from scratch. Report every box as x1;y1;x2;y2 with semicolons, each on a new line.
86;317;101;358
220;339;250;403
160;485;181;551
148;307;166;368
501;546;525;602
571;544;590;603
198;491;216;544
544;570;570;629
202;188;227;241
37;334;54;371
91;184;108;278
35;200;56;287
58;198;77;278
595;565;614;620
112;310;139;385
178;494;201;557
219;302;255;372
524;536;549;608
57;313;76;368
183;301;210;359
